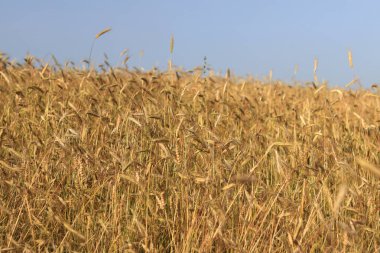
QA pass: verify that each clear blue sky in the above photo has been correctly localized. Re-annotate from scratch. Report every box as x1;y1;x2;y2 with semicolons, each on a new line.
1;1;380;87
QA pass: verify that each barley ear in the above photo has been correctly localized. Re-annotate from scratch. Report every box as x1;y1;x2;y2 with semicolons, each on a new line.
170;34;174;54
348;50;354;69
313;57;319;85
95;28;112;39
313;57;318;74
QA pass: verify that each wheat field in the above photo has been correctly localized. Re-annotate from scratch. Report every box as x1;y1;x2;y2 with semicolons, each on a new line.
0;56;379;252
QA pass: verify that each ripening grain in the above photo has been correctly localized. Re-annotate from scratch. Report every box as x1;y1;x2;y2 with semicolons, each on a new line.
0;55;379;252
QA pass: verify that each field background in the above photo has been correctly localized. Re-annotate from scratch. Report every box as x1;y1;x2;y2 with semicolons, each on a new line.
0;58;379;252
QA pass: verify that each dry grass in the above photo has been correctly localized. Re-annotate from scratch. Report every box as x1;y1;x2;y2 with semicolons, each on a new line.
0;56;379;252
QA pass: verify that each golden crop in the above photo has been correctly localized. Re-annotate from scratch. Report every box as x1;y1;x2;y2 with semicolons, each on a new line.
0;57;379;252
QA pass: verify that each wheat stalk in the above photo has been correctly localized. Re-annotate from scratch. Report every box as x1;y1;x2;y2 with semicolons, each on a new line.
88;27;112;67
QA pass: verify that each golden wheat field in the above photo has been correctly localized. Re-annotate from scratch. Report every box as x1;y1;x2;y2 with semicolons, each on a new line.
0;55;379;252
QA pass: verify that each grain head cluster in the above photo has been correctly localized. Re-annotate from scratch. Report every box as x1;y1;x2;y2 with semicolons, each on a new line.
0;55;379;252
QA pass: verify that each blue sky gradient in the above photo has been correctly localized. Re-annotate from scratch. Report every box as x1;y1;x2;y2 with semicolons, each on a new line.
1;1;380;86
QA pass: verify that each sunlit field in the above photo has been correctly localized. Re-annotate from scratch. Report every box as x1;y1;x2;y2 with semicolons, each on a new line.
0;54;379;252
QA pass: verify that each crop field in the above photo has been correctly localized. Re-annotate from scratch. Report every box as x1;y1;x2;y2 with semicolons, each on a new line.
0;56;379;252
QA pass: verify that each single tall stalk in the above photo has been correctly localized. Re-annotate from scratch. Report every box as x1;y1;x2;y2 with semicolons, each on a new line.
88;28;112;68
